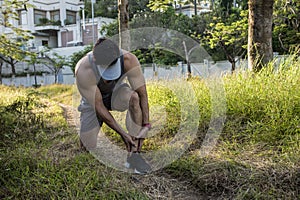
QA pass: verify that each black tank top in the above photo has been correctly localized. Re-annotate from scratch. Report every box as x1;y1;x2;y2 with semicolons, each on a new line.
88;52;125;95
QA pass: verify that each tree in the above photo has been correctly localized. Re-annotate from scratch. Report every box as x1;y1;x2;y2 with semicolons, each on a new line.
204;10;248;72
273;0;300;54
69;45;93;73
102;5;212;66
84;0;118;19
128;0;151;18
26;54;41;87
118;0;130;50
248;0;274;72
0;0;35;79
0;61;3;84
130;8;194;66
39;49;70;84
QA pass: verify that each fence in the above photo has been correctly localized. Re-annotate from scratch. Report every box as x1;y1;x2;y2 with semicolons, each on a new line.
1;55;289;87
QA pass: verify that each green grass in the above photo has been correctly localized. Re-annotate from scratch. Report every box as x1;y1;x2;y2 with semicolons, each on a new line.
0;86;149;199
36;84;75;105
0;53;299;199
164;54;300;199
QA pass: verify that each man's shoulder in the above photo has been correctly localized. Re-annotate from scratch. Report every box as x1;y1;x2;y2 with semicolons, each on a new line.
122;50;137;60
75;52;92;76
121;50;139;69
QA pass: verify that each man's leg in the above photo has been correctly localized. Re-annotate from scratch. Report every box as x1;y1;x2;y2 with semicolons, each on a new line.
126;92;144;152
111;85;143;152
112;84;151;173
79;106;101;150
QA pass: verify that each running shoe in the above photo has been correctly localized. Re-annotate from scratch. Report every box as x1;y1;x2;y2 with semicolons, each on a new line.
126;153;151;174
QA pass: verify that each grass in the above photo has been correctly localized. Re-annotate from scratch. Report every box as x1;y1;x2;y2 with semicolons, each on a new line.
0;86;149;199
164;54;300;199
36;84;75;105
0;53;299;199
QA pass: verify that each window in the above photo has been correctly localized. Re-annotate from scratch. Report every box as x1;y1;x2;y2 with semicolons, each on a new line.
42;40;48;46
34;9;46;24
50;10;60;21
66;10;76;24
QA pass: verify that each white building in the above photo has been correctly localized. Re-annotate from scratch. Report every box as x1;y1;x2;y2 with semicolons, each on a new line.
174;1;212;18
0;0;115;50
0;0;115;86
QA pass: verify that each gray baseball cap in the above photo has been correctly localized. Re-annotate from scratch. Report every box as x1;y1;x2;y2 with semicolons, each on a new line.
97;57;121;80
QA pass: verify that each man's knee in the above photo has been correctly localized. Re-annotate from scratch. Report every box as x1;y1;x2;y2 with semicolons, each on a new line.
79;127;99;150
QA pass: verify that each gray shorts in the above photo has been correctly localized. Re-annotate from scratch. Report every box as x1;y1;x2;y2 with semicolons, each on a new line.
78;83;130;133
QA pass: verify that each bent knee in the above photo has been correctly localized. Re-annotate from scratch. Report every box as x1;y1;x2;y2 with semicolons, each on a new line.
80;127;98;150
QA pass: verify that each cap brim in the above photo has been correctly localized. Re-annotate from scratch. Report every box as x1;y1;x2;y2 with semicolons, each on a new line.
98;58;121;80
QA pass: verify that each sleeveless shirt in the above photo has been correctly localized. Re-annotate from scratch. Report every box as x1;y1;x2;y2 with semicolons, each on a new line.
79;52;126;109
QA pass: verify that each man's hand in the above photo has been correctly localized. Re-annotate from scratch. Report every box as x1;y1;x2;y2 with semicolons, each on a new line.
121;133;136;152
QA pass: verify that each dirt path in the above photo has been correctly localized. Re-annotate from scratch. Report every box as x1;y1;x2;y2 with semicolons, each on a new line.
130;172;204;200
59;104;204;200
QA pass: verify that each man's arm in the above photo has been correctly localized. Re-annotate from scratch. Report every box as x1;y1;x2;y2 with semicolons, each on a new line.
94;88;135;151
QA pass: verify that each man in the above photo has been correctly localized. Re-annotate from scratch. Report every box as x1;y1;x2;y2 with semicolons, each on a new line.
75;38;151;174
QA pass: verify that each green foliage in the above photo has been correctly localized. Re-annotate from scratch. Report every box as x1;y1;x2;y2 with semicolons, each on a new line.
84;0;118;19
38;17;50;25
223;53;300;149
100;21;119;37
101;8;187;65
131;8;193;35
273;0;300;54
37;84;74;105
147;83;181;135
84;0;150;20
132;48;180;66
0;0;35;63
38;48;72;83
203;9;248;71
0;87;65;149
216;0;248;13
69;45;93;73
147;0;173;11
36;18;61;26
129;0;151;18
132;49;152;64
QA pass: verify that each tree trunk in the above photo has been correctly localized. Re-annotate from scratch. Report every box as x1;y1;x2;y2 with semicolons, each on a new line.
33;63;37;86
231;60;236;73
183;41;192;78
54;71;58;84
194;0;197;16
11;62;16;75
248;0;274;72
0;61;2;84
8;57;17;75
118;0;130;50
